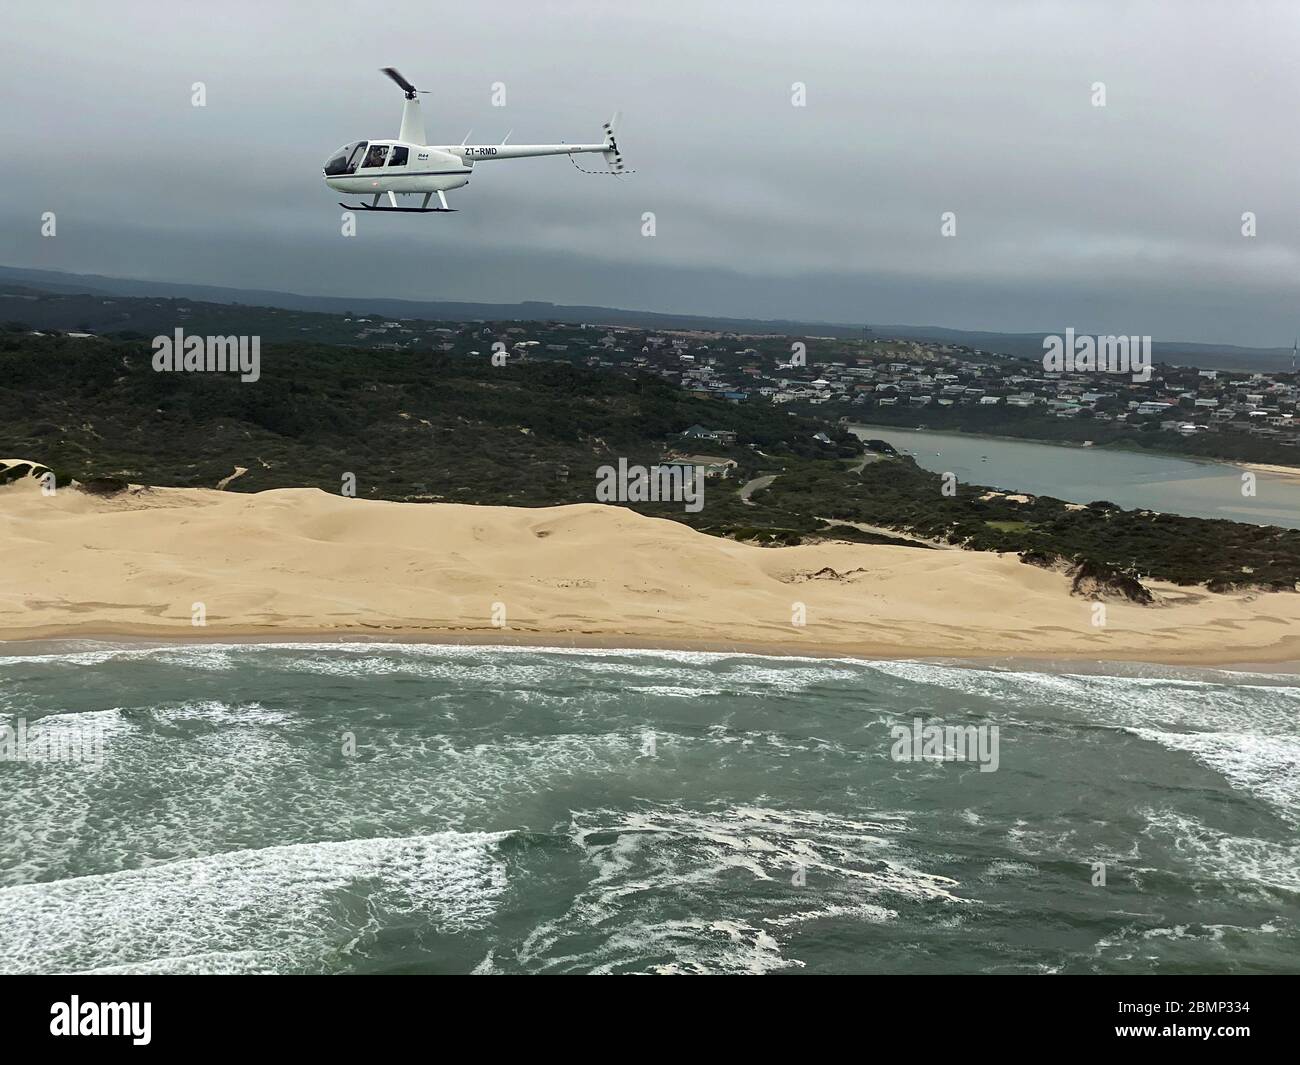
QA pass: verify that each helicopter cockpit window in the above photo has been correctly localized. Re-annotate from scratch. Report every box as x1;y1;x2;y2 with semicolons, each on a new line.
324;142;368;176
362;144;390;168
388;146;410;167
324;149;348;176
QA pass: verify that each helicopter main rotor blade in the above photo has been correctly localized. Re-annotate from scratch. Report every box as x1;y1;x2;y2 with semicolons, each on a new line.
381;67;417;98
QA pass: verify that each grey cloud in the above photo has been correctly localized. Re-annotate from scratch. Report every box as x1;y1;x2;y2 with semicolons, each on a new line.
1;0;1296;344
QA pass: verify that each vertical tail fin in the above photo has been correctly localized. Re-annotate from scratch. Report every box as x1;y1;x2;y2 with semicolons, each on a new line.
398;95;426;146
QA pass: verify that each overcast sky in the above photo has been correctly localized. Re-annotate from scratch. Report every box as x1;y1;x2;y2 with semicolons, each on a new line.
1;1;1297;345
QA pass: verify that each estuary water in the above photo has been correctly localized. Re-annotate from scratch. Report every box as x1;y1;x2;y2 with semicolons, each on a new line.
849;426;1300;529
0;642;1296;974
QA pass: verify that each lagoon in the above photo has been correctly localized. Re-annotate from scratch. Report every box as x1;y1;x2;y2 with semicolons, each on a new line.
849;425;1300;529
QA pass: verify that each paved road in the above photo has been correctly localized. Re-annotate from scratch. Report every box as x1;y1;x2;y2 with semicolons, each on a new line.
738;474;777;506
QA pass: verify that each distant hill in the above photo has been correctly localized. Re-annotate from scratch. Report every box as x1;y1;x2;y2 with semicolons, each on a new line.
0;263;1293;372
0;265;871;341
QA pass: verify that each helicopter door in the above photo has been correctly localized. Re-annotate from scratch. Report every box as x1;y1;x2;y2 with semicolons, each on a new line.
361;144;390;169
388;146;410;167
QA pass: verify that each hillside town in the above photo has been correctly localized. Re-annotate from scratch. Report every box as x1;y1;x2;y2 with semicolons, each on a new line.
465;321;1300;451
10;287;1299;455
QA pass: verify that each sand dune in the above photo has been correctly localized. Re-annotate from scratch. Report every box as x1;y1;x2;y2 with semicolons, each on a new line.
1;474;1298;664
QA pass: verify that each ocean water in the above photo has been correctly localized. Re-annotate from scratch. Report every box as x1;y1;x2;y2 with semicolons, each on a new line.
0;642;1296;975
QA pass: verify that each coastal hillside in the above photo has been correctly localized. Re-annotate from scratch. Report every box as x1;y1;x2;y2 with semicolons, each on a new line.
2;335;1299;591
0;334;855;502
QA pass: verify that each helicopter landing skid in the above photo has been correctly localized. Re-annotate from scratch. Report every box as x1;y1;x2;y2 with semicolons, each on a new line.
338;202;456;213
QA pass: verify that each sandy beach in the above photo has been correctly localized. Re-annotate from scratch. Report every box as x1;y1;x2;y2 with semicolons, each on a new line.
1241;461;1300;485
1;475;1299;665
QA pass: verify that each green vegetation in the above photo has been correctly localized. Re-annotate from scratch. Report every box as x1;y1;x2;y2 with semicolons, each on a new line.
0;334;855;510
758;456;1300;590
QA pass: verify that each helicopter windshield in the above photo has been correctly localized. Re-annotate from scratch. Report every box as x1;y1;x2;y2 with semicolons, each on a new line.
323;141;368;176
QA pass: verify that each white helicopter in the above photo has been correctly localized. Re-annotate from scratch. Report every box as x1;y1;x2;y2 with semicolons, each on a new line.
323;68;626;213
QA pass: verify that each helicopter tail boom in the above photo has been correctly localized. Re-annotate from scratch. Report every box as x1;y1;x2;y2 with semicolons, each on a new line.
449;115;626;168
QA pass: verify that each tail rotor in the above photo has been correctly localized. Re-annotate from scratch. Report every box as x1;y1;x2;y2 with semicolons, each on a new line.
601;112;627;173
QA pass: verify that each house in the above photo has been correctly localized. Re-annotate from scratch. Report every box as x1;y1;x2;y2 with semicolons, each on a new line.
680;424;738;446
